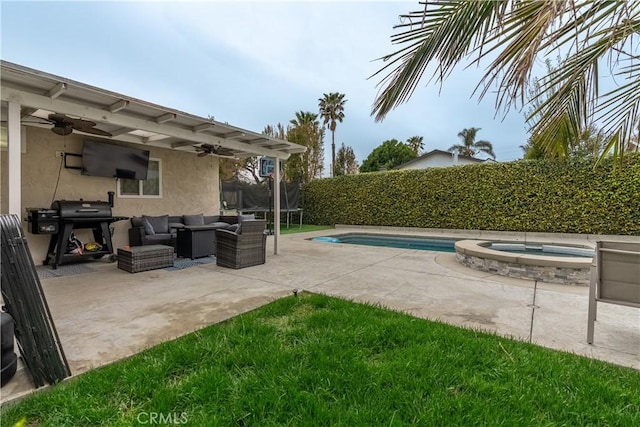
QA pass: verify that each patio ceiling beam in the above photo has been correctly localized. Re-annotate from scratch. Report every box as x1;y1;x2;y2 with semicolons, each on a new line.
155;112;176;124
193;123;215;133
109;127;133;136
171;140;196;148
107;100;129;113
46;82;66;99
249;138;271;146
2;88;291;159
20;107;37;118
224;131;245;139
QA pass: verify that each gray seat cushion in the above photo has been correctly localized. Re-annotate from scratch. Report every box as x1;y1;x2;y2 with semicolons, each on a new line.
144;234;173;242
143;215;169;234
207;222;231;228
183;214;205;226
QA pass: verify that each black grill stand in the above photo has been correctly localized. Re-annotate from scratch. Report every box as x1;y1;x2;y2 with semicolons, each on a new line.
44;219;116;269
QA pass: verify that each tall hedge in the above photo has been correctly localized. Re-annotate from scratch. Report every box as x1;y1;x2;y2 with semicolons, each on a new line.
302;155;640;235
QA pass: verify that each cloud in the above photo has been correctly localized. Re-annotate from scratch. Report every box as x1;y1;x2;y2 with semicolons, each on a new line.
2;0;529;170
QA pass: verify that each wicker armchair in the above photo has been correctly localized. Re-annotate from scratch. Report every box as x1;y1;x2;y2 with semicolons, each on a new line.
215;219;267;269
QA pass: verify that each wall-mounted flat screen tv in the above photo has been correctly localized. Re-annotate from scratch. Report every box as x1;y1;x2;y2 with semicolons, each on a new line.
82;140;150;180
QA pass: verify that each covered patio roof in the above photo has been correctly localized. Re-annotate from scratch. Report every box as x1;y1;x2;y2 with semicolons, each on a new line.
1;61;300;253
0;60;305;159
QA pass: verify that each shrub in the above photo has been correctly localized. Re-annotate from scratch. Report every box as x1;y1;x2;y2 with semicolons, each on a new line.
302;155;640;235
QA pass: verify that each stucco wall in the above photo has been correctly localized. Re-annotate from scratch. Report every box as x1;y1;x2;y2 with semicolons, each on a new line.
7;127;220;262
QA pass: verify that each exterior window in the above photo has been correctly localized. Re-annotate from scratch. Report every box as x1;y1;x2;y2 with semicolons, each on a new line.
118;158;161;198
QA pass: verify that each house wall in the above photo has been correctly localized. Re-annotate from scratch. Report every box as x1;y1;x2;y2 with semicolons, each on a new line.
4;127;220;262
398;153;481;169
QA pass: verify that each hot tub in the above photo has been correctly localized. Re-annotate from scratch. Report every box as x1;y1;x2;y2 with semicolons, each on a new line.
455;240;595;286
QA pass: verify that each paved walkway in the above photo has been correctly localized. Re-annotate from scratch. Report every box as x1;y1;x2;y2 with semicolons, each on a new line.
2;228;638;404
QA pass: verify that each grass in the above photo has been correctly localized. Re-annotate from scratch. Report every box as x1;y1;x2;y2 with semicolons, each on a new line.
279;224;334;234
2;294;639;426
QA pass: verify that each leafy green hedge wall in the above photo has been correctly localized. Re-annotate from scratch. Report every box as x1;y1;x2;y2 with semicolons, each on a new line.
302;156;640;235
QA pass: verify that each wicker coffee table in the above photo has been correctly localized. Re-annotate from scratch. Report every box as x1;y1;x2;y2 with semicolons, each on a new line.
117;245;174;273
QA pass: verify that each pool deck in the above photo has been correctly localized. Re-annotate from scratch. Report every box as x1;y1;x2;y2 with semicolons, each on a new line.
2;226;638;404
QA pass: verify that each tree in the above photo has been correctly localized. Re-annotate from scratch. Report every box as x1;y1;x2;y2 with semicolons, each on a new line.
406;135;424;155
360;139;416;172
371;1;640;164
523;58;608;160
286;111;325;183
318;92;347;177
334;143;359;176
448;128;495;159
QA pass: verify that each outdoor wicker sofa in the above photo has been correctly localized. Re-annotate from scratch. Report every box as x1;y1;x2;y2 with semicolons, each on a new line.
128;214;238;248
215;219;267;269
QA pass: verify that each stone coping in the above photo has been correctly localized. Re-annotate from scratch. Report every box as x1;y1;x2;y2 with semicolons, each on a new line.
455;240;593;269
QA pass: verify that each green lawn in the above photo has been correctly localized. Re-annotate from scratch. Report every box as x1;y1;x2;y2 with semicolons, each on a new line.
279;224;334;234
3;294;639;426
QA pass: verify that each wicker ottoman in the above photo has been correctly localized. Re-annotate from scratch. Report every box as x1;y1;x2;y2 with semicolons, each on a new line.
117;245;174;273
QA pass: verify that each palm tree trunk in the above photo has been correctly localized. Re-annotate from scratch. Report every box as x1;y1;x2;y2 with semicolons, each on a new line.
331;130;335;178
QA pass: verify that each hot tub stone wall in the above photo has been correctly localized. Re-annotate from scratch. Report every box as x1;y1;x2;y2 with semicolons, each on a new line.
455;253;590;286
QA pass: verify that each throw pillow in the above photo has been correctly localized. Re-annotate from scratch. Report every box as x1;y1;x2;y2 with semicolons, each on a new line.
142;215;169;234
183;214;205;226
142;217;155;235
130;217;144;228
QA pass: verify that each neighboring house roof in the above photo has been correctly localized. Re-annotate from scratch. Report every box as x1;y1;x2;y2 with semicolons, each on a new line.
395;149;488;169
0;61;305;159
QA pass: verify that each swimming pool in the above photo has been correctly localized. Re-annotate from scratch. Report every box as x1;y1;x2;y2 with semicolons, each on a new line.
312;233;458;252
312;233;595;285
313;233;595;258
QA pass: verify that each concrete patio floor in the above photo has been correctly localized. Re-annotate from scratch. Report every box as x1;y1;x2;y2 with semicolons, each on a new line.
2;227;639;404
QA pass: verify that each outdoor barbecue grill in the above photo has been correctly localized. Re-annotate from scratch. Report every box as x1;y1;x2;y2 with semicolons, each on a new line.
28;198;128;269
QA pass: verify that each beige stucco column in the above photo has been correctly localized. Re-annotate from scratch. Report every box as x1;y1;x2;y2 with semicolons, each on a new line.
7;101;21;215
273;157;281;255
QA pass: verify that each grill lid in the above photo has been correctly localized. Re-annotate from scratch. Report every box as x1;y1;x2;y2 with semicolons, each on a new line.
51;200;112;218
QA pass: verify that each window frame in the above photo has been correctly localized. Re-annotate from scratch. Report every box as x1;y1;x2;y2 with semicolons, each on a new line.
116;157;162;198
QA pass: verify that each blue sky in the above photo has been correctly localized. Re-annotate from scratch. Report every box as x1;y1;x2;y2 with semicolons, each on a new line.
1;1;530;172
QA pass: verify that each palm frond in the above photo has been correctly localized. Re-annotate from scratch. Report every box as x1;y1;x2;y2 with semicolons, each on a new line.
371;0;639;163
371;1;506;121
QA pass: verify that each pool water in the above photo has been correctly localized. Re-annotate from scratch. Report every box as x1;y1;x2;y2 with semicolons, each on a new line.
490;243;594;258
312;233;458;252
312;234;595;258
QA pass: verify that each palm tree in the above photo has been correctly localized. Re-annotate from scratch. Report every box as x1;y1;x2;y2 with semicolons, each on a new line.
288;111;325;183
371;1;639;163
448;128;495;159
406;135;424;155
318;92;347;177
290;111;318;130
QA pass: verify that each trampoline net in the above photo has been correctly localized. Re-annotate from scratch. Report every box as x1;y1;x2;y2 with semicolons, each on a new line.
221;179;301;211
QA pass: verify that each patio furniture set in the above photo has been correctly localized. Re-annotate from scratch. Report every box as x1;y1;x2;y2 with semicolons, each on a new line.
118;213;267;273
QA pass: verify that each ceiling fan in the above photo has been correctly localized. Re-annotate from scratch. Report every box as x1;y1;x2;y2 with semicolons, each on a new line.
194;143;235;157
47;113;112;137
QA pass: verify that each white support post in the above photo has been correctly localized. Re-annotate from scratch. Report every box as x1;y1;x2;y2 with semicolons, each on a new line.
273;158;281;255
7;101;22;215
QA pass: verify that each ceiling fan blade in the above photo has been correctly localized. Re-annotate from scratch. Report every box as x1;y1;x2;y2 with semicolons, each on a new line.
216;148;235;157
197;152;209;157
